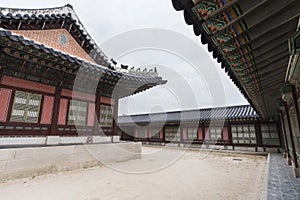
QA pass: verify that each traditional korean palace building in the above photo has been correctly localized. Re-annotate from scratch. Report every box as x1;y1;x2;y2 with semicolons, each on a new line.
0;5;166;137
118;105;282;150
1;1;300;179
170;0;300;176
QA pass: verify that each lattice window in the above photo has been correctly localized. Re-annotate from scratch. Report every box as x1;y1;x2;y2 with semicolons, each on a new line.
165;126;181;142
187;127;198;139
231;124;257;144
137;128;146;138
67;100;87;126
151;128;161;139
209;127;222;140
261;124;280;146
10;91;42;123
99;105;114;127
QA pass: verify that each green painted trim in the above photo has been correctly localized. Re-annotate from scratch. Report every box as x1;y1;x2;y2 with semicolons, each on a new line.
203;25;212;35
239;20;248;32
192;1;218;21
281;83;294;95
289;30;300;56
192;7;202;20
232;5;242;16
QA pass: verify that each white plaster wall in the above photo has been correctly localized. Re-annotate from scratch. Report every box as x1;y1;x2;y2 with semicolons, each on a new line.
59;136;89;144
0;136;118;147
0;137;46;146
0;142;141;182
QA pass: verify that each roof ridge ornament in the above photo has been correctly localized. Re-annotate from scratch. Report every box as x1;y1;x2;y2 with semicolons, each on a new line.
65;4;74;9
115;65;159;77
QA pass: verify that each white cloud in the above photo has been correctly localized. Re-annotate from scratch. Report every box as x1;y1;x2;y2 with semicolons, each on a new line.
1;0;248;114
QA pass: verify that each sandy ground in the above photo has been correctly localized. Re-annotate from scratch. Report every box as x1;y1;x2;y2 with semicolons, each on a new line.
0;147;266;200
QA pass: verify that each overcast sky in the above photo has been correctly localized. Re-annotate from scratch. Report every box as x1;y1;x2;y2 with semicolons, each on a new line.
1;0;249;115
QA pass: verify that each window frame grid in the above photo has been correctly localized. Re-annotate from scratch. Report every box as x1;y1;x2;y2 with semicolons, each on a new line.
67;100;88;126
10;91;42;123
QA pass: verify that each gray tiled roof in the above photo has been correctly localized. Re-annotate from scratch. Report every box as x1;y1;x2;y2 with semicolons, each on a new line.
0;4;108;63
0;28;166;85
118;105;259;124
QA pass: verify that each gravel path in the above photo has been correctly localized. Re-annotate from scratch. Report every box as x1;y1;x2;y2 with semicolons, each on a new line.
0;147;266;200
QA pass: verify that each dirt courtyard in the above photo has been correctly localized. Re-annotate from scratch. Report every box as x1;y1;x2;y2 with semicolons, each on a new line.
0;147;267;200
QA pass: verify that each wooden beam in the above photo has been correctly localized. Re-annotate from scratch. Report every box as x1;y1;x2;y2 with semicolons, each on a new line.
212;0;269;35
61;20;65;29
17;21;22;30
42;21;46;30
257;54;289;70
20;61;26;70
259;70;285;82
68;23;73;32
257;60;287;75
258;56;289;74
261;80;284;91
247;5;300;41
254;42;287;64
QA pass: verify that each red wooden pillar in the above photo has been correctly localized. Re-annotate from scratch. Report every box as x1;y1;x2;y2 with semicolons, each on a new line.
292;85;300;137
0;66;3;82
147;127;151;141
256;120;263;148
163;126;166;143
94;89;101;135
285;102;299;176
277;121;284;149
50;86;62;135
112;98;119;136
228;122;233;146
279;110;291;161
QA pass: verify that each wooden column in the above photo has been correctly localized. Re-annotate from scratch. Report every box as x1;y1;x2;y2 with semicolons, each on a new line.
279;110;291;160
228;122;233;146
94;89;101;135
202;124;205;143
6;90;15;124
163;126;166;143
0;66;3;83
292;85;300;137
50;86;62;135
254;120;266;151
147;127;151;142
180;126;184;144
112;98;119;136
285;102;299;174
277;121;284;149
256;120;263;149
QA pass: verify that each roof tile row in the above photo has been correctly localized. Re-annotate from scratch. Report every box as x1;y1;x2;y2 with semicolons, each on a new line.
118;105;258;124
0;28;166;85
